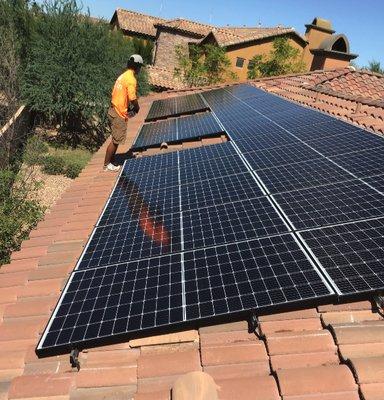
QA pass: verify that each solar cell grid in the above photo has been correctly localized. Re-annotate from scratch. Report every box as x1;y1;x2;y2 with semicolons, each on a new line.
299;218;384;295
330;147;384;178
39;253;184;351
234;133;301;154
183;198;290;250
133;119;178;148
121;152;178;175
274;180;384;230
364;174;384;194
270;110;331;127
224;84;262;99
99;184;180;227
184;234;333;319
178;142;237;164
257;157;353;194
179;154;248;183
243;144;321;171
145;98;175;122
78;212;181;270
305;130;384;157
180;172;264;211
289;120;361;141
177;112;224;141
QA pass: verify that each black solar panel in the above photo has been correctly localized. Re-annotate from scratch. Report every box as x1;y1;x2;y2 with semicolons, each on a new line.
37;83;384;358
299;218;384;295
364;174;384;194
274;180;384;230
37;234;333;356
145;93;208;122
177;112;224;141
243;144;321;171
134;119;178;148
256;158;352;194
183;198;290;250
78;212;182;270
330;146;384;178
289;120;360;141
134;112;224;149
180;172;264;210
305;130;384;157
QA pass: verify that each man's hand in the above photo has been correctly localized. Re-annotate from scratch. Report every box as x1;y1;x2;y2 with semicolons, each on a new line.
131;99;140;114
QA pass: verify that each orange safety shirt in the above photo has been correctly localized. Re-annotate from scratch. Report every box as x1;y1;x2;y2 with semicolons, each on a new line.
111;69;137;119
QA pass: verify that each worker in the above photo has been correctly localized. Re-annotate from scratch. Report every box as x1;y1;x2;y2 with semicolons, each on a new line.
104;54;143;171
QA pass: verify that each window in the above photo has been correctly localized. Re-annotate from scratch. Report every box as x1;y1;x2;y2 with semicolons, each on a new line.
236;57;245;68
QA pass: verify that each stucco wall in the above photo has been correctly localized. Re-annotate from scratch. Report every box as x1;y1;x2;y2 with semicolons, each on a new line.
226;36;305;81
302;27;333;70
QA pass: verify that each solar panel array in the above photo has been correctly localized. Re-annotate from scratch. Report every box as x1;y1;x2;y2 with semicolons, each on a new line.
145;93;208;122
133;112;224;149
37;83;384;357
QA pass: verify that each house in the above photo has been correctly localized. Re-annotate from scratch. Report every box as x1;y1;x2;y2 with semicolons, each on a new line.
110;9;358;88
1;67;384;400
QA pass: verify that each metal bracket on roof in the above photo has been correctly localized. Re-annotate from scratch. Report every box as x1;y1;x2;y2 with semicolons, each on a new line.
247;311;259;334
373;293;384;313
70;348;80;371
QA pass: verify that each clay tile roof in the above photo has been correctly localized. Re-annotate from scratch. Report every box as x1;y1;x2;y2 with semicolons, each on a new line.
202;26;306;47
112;8;167;37
2;69;384;400
147;65;188;90
155;18;214;37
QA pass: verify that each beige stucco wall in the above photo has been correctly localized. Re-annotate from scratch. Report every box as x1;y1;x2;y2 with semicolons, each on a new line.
226;37;305;80
302;27;333;69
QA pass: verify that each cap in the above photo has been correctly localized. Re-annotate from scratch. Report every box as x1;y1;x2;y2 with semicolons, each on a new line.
129;54;144;65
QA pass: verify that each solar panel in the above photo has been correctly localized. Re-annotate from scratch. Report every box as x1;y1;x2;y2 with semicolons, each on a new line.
145;93;208;122
330;146;384;178
289;120;362;141
38;83;384;358
99;184;180;227
133;119;178;149
183;198;290;250
256;158;352;194
177;112;224;141
180;172;264;210
364;174;384;194
37;234;334;356
243;144;321;171
274;180;384;230
305;130;384;157
299;218;384;295
78;212;182;270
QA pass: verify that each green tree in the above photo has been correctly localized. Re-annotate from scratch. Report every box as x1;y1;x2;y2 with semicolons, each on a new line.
131;37;154;65
21;0;149;148
175;43;237;87
248;37;306;79
364;60;384;74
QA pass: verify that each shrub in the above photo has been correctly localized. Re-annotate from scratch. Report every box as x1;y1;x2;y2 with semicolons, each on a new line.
41;154;66;175
65;161;83;178
0;168;44;265
23;135;49;165
22;0;150;148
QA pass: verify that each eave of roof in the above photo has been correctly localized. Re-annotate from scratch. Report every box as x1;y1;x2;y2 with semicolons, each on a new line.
310;48;358;60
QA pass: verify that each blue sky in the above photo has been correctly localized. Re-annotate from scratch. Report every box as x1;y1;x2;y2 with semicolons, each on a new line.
48;0;384;67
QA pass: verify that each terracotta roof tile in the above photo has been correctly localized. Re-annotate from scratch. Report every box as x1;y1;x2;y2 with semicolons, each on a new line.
113;9;166;37
276;365;358;398
155;18;213;36
360;383;384;400
349;357;384;384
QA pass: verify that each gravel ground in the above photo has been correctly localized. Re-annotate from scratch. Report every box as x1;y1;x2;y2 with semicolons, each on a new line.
33;165;72;210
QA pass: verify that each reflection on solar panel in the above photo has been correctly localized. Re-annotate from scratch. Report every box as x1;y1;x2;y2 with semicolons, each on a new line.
145;93;208;122
37;83;384;357
134;112;224;149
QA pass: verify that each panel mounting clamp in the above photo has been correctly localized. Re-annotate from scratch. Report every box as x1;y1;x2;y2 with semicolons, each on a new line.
247;311;259;334
70;348;80;371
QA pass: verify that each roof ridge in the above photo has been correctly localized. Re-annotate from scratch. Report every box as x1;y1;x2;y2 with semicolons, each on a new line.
116;8;167;22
